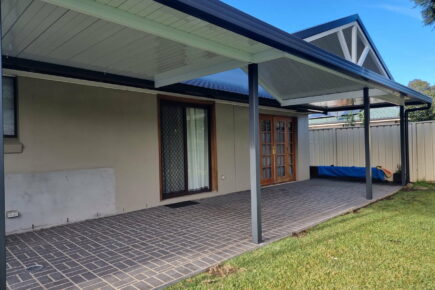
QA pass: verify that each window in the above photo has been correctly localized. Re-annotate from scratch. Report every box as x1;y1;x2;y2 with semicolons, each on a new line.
3;77;17;137
159;99;213;199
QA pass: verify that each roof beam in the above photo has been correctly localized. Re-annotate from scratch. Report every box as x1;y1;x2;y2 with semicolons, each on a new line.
337;30;352;61
303;22;356;42
241;66;287;102
155;48;285;88
41;0;253;62
351;25;358;63
154;58;244;88
353;23;389;78
281;88;389;106
374;95;405;106
358;46;371;66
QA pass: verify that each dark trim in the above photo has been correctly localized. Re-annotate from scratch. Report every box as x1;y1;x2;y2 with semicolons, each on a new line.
399;106;406;185
293;14;360;39
293;14;393;80
3;56;284;108
159;98;213;200
301;100;426;113
3;56;429;113
155;0;430;104
363;87;372;200
0;3;6;288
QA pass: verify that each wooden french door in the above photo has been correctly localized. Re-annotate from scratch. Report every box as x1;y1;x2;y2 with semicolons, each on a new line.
260;115;297;186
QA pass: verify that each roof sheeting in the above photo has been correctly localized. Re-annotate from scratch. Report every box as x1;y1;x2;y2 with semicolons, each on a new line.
1;0;431;110
159;0;430;105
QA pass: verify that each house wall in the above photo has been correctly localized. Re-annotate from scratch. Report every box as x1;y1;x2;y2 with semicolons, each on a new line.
5;76;309;234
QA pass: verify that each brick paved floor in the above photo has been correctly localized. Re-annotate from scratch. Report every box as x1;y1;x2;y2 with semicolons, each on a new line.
6;179;401;289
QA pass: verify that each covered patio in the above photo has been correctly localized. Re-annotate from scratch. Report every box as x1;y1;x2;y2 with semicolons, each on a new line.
0;0;432;289
6;179;400;289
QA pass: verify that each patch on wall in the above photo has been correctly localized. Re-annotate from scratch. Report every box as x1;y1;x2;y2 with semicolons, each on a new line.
5;168;116;234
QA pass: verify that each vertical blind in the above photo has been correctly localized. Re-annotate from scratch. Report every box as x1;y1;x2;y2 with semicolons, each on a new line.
160;101;210;198
186;107;209;191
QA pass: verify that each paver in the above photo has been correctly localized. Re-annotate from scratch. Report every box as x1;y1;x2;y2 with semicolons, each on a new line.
6;179;400;289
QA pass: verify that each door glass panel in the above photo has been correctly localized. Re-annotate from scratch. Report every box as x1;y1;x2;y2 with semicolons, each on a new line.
160;104;186;195
186;107;210;192
260;119;273;181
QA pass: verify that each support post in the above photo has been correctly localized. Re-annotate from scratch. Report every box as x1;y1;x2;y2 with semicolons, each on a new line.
363;87;373;200
399;106;407;186
404;113;410;183
0;4;6;287
248;63;262;244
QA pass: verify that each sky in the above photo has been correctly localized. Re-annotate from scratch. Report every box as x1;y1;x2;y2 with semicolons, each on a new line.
221;0;435;86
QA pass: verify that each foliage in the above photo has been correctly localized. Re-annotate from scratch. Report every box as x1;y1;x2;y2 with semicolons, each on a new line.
413;0;435;26
408;79;435;121
172;184;435;289
342;110;364;127
343;112;357;126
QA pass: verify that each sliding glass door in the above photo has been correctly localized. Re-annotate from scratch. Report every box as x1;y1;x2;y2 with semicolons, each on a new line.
160;100;211;199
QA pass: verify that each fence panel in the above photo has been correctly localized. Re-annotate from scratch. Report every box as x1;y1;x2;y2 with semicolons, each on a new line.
309;120;435;182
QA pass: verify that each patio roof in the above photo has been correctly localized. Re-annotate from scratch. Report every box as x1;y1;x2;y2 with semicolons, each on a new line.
0;0;431;111
0;1;424;283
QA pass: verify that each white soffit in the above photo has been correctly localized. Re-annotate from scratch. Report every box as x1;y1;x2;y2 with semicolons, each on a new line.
1;0;279;86
1;0;407;108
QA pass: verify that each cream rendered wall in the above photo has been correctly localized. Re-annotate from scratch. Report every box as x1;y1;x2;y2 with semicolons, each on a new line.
5;76;309;233
6;77;160;214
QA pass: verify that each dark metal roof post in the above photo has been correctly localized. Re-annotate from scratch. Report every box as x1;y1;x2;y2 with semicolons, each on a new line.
405;116;410;184
248;63;262;244
404;103;432;183
364;88;373;200
400;106;407;186
0;4;6;287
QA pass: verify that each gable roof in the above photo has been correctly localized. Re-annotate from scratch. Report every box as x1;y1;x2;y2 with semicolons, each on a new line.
182;14;395;102
293;14;393;80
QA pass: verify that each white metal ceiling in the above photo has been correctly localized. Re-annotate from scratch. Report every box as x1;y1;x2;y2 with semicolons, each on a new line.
0;0;410;107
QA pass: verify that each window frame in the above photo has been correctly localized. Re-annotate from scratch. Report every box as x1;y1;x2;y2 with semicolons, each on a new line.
158;95;217;200
3;76;18;138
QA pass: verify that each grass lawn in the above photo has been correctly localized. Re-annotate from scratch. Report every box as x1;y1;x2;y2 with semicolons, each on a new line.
171;183;435;289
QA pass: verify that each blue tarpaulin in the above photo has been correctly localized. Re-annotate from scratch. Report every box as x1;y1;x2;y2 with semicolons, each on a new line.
317;166;386;181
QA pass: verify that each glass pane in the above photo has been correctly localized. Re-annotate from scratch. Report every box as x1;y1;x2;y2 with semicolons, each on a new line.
278;166;285;177
263;167;271;179
262;120;271;131
186;107;210;191
161;104;186;195
3;77;15;136
262;157;268;167
276;121;285;143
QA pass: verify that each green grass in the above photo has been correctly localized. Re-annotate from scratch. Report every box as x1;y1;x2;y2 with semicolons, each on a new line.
171;183;435;289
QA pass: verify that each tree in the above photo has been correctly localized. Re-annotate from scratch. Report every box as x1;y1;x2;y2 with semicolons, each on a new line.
408;79;435;121
413;0;435;26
